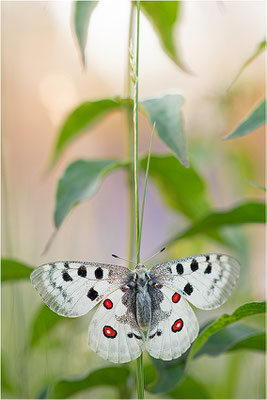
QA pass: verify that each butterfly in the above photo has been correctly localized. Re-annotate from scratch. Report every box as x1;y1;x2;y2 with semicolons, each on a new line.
30;253;240;363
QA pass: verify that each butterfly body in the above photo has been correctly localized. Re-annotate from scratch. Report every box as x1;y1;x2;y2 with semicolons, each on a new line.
31;253;240;363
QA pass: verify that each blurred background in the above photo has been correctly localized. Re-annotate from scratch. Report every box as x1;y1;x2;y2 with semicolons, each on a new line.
2;1;265;399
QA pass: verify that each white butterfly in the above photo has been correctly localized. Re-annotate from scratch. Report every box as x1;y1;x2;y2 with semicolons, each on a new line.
30;253;240;363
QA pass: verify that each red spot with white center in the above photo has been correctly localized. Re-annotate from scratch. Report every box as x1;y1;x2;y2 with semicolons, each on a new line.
171;319;183;332
172;293;181;303
103;299;113;309
103;325;117;338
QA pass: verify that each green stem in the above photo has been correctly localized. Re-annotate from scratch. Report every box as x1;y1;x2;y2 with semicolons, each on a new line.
133;2;144;399
126;3;135;264
134;0;141;265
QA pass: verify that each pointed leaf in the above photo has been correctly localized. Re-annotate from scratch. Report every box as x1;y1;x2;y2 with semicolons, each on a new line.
224;99;265;140
140;154;209;220
48;367;130;399
141;94;188;167
54;159;124;228
29;305;66;347
229;39;266;89
170;201;265;243
50;98;132;167
73;1;98;66
140;1;188;71
2;258;33;282
187;301;266;365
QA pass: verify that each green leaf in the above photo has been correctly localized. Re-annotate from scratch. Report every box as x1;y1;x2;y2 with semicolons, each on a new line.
50;98;132;167
168;375;211;399
48;367;130;399
224;99;265;140
73;1;98;66
146;358;186;394
229;40;266;89
140;1;188;71
141;94;188;167
229;332;265;352
196;324;265;358
171;201;265;242
54;159;124;228
187;301;266;365
29;305;66;347
140;154;210;220
1;258;33;282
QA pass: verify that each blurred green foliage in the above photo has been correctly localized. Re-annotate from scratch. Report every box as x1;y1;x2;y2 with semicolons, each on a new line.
73;1;98;66
225;99;265;140
2;1;265;399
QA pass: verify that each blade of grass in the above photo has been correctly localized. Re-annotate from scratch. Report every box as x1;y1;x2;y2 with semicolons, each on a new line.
138;122;156;257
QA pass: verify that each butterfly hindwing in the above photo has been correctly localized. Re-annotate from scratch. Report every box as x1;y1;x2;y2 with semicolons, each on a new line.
88;288;145;363
150;254;240;310
30;261;131;317
146;286;199;360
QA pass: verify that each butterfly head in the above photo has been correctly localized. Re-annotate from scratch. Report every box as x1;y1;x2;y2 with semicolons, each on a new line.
135;264;146;271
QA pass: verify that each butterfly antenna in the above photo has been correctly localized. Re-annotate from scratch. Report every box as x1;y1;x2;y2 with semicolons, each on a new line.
111;254;136;265
142;247;166;264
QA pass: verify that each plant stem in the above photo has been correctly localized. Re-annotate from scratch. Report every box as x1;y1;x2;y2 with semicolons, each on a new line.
133;1;144;399
126;3;135;263
133;0;141;265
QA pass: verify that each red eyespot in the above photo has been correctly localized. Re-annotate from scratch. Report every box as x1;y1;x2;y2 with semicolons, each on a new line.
103;299;113;309
103;325;117;338
171;319;183;332
172;293;181;303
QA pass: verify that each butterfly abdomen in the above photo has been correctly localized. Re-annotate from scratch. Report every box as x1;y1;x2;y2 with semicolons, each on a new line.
136;272;152;330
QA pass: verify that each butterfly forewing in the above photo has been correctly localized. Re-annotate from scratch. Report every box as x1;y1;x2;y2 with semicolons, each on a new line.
88;288;145;363
150;254;240;310
146;286;199;360
30;261;131;317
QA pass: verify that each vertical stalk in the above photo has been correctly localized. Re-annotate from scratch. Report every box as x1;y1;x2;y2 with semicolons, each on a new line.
134;0;141;264
125;3;135;263
126;2;144;398
133;1;144;399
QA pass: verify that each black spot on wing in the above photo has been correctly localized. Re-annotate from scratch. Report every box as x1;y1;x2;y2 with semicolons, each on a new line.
206;255;210;261
190;259;199;272
127;332;142;340
78;265;87;278
62;271;73;282
204;264;212;274
64;262;69;269
133;333;142;340
149;330;162;339
176;263;184;275
184;282;193;295
95;267;103;279
87;287;98;300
